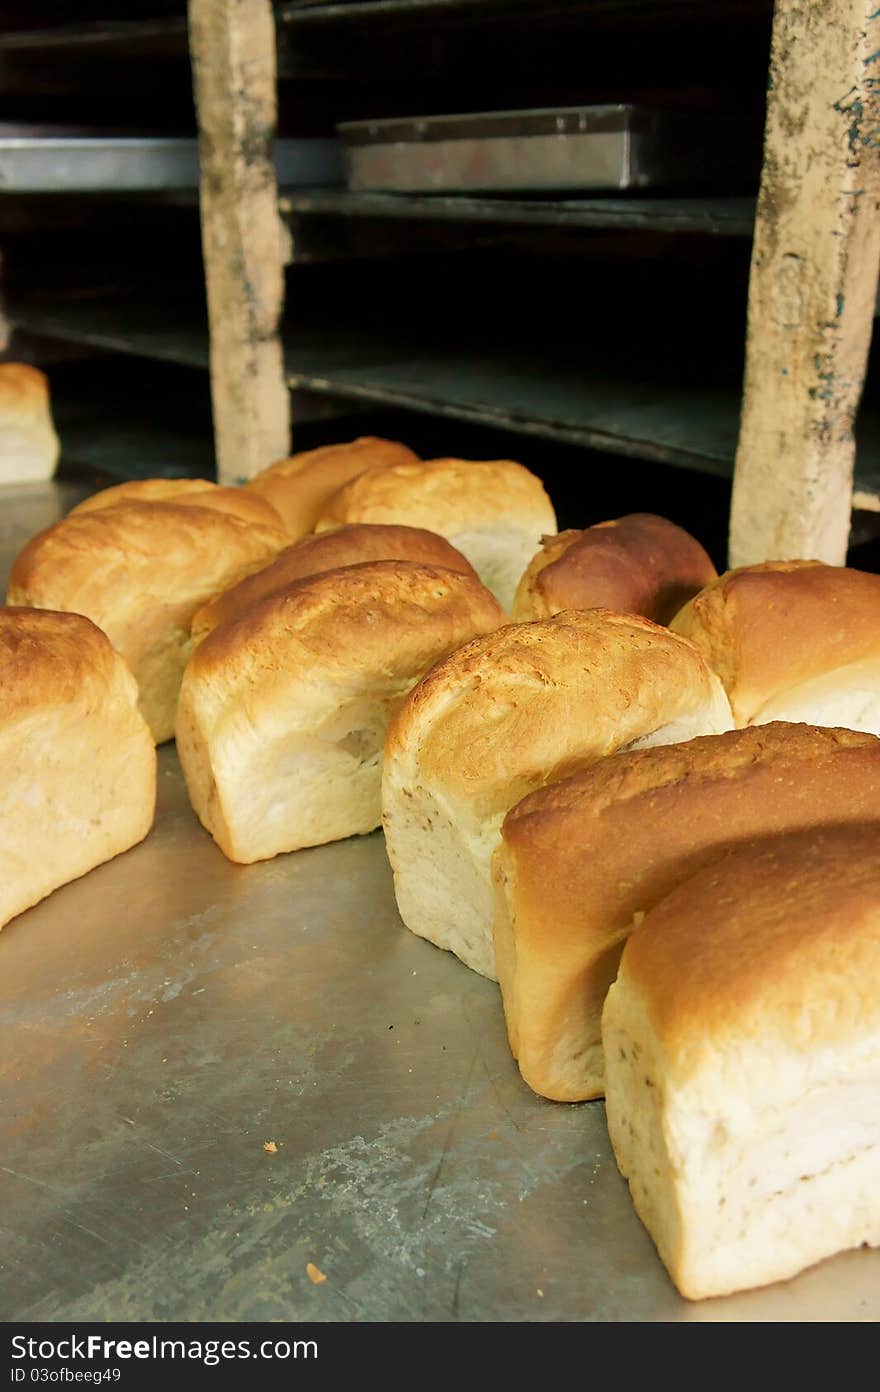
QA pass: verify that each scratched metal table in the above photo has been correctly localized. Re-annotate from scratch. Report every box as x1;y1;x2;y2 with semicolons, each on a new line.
2;478;879;1323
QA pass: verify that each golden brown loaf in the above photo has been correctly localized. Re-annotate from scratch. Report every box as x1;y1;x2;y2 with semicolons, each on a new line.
7;501;287;743
176;560;505;864
0;362;60;483
0;606;156;932
603;823;880;1300
511;513;717;623
245;436;419;539
494;722;880;1102
382;608;733;981
669;559;880;731
314;456;558;612
69;477;283;529
190;523;479;646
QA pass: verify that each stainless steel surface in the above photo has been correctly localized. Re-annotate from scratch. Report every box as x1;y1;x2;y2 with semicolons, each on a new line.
340;104;739;194
0;131;342;193
2;484;880;1322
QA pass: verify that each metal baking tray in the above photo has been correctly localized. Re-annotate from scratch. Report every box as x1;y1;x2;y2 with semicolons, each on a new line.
0;125;343;193
338;104;748;194
1;480;879;1322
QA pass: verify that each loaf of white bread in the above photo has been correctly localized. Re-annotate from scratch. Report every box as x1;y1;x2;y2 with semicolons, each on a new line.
245;436;420;539
315;457;557;613
670;559;880;732
7;501;287;743
0;363;60;483
0;607;156;932
69;476;284;529
511;513;717;623
177;561;505;863
494;722;880;1102
382;609;733;981
190;523;479;647
603;822;880;1300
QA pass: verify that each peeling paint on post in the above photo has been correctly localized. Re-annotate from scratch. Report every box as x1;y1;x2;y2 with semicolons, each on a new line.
188;0;291;483
729;0;880;566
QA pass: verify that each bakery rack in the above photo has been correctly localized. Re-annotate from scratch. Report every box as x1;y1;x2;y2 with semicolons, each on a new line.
3;1;879;565
2;1;880;1325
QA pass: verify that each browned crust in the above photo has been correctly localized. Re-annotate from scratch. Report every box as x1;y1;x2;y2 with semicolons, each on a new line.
71;478;282;529
0;606;125;716
245;437;420;537
620;822;880;1065
386;608;730;820
512;514;717;624
191;523;479;642
668;559;880;723
497;723;880;1099
315;457;557;535
187;560;506;690
8;499;286;603
0;362;51;409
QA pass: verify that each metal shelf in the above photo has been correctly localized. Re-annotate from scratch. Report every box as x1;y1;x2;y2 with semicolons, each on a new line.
9;283;880;508
283;187;755;236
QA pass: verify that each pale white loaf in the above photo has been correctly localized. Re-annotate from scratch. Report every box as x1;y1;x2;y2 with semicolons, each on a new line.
315;457;557;613
603;824;880;1300
0;363;60;483
176;560;505;863
0;606;156;932
382;609;733;981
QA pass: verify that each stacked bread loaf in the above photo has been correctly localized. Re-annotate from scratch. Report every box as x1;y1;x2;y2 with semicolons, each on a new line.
603;823;880;1300
5;427;880;1306
7;494;289;742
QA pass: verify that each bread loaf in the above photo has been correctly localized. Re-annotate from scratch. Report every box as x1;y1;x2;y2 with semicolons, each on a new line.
190;523;479;647
0;607;155;932
177;561;505;863
245;437;419;539
511;513;716;623
603;823;880;1300
315;457;557;612
0;363;60;483
382;609;732;981
7;502;287;743
494;722;880;1102
70;477;283;529
670;559;880;732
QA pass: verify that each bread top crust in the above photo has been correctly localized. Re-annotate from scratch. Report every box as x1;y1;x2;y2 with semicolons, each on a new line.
618;822;880;1070
669;559;880;723
245;437;420;536
70;478;282;529
0;605;141;718
0;362;52;415
315;457;558;536
513;514;716;623
385;608;731;819
248;436;418;485
191;523;479;643
185;560;506;711
502;721;879;851
7;501;287;609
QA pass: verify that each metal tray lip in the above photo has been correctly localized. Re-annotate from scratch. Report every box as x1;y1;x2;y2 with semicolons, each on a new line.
338;103;661;145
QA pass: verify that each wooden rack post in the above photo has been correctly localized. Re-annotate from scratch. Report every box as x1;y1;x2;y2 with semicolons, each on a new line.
728;0;880;567
188;0;291;484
